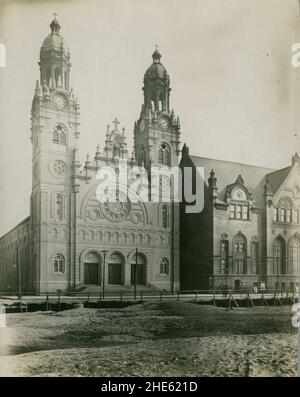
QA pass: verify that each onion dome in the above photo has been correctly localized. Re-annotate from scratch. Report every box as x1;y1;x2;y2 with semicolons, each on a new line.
144;48;169;82
40;15;70;56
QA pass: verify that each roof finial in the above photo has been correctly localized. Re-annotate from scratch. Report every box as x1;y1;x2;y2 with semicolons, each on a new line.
152;45;161;63
50;13;61;34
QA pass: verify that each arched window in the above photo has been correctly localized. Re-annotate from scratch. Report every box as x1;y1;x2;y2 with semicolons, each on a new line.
162;205;168;228
274;237;286;275
53;124;67;145
158;143;170;166
53;254;65;273
160;258;169;275
288;238;300;275
233;234;247;274
56;193;63;220
276;197;292;224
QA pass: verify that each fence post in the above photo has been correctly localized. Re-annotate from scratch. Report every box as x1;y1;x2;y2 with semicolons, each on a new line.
58;291;61;312
19;296;23;313
228;292;232;310
140;291;143;302
46;293;49;311
213;291;216;306
160;291;163;302
177;291;180;301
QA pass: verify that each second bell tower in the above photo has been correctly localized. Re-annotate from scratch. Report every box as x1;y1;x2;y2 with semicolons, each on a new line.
134;48;181;172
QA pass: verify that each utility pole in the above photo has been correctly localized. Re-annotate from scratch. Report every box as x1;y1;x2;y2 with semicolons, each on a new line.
16;243;22;300
100;250;108;300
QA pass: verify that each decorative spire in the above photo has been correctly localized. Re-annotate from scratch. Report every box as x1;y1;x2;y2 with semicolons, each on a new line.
95;144;101;158
208;169;218;190
264;176;273;196
182;143;189;155
292;152;300;165
85;153;90;167
208;169;218;201
35;80;41;97
50;13;61;35
236;174;244;186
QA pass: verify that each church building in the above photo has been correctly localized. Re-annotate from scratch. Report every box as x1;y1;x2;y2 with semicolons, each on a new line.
0;17;180;294
0;17;299;294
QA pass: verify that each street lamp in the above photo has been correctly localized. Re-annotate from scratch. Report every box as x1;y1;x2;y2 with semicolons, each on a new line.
134;248;138;300
16;243;22;300
100;250;108;300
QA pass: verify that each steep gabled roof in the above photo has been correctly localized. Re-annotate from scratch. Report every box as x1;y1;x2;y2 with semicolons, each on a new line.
266;166;292;194
188;155;274;207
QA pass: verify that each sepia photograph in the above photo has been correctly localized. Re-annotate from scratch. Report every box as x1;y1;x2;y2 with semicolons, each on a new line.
0;0;299;381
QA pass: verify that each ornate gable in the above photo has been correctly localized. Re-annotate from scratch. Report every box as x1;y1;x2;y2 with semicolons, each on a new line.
225;174;253;203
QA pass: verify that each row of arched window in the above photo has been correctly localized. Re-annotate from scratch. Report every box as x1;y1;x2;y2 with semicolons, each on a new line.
139;142;171;166
52;253;170;280
220;235;253;275
273;207;299;224
273;236;300;275
219;235;300;276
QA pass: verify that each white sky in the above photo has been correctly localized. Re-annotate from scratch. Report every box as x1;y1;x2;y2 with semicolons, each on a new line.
0;0;300;236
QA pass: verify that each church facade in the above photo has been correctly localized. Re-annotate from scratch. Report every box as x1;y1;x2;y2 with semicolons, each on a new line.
0;17;180;294
0;18;299;294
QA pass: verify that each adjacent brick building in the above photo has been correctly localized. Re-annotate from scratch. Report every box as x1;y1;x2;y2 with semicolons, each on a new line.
180;146;300;292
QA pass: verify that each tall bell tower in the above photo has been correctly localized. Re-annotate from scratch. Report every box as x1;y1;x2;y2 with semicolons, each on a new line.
134;48;181;171
134;48;181;292
30;16;80;293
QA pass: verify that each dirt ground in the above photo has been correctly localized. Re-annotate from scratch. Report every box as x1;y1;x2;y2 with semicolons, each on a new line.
0;302;297;377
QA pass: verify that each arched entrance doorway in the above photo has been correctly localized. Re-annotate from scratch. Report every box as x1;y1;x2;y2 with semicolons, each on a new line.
131;253;147;285
108;253;124;285
84;252;101;285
